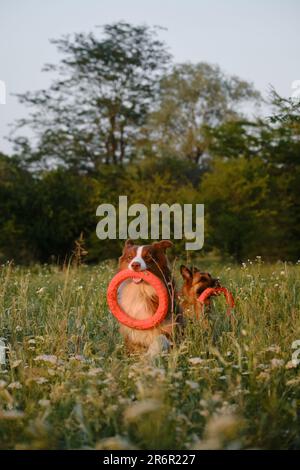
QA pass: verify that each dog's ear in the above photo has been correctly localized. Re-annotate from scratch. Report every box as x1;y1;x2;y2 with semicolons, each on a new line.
180;265;192;282
191;266;199;273
123;239;134;252
152;240;173;251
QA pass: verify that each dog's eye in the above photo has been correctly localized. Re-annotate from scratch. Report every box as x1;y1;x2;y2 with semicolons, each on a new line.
127;256;133;261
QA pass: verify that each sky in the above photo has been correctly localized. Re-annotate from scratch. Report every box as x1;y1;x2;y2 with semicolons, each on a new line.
0;0;299;154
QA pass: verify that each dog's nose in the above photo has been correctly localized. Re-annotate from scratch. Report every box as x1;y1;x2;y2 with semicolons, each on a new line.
131;261;141;271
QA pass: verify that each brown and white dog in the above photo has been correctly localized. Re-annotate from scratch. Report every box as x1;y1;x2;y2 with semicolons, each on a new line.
118;239;180;355
180;265;220;318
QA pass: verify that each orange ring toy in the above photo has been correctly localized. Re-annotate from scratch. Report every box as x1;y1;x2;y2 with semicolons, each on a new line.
107;269;169;330
198;287;235;316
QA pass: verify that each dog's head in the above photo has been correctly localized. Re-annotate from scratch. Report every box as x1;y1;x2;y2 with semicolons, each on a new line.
119;239;173;283
180;265;220;304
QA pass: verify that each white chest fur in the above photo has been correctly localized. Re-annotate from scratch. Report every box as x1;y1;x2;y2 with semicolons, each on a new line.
118;280;161;347
119;280;157;320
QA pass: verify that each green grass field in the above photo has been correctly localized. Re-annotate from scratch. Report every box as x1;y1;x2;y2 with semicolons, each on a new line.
0;259;300;450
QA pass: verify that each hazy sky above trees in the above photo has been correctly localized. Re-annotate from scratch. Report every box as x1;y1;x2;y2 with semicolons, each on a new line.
0;0;299;153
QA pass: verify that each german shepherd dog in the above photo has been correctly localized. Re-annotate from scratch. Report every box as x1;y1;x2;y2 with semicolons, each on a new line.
180;265;220;318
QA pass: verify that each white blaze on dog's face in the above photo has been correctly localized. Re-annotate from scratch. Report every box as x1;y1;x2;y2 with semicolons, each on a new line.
128;245;147;272
119;239;173;284
127;245;146;283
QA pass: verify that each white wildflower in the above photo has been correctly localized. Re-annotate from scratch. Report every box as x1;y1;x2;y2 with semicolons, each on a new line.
36;287;46;294
38;399;51;407
188;357;204;365
34;377;49;384
70;354;85;362
8;381;22;390
186;380;200;390
87;367;103;376
286;360;299;369
265;345;281;354
270;358;284;369
286;377;300;386
0;410;25;420
34;354;57;365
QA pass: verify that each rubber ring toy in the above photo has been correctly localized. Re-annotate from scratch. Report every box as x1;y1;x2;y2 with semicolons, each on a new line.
198;287;235;316
107;269;169;330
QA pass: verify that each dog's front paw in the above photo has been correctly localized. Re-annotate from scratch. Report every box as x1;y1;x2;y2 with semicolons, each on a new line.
146;334;171;359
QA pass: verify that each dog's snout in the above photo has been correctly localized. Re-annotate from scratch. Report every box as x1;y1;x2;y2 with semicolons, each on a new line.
131;261;141;271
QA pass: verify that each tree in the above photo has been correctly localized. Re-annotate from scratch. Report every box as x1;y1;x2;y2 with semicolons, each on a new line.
0;153;35;262
146;62;260;164
204;119;262;160
12;22;171;172
200;90;300;261
26;170;102;262
263;91;300;260
200;157;271;262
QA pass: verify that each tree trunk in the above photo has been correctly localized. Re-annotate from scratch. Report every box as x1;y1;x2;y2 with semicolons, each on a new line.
120;124;125;163
109;115;117;164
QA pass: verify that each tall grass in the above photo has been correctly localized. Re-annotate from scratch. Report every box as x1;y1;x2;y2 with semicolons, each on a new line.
0;259;300;449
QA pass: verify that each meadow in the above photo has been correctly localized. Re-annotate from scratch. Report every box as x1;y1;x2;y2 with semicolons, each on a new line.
0;258;300;450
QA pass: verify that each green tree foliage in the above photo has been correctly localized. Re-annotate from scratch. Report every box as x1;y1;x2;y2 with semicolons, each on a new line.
200;157;271;262
12;22;171;171
200;91;300;261
0;153;35;262
0;158;102;263
146;63;260;164
264;92;300;260
2;23;300;264
26;170;101;262
0;154;201;263
84;157;202;262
